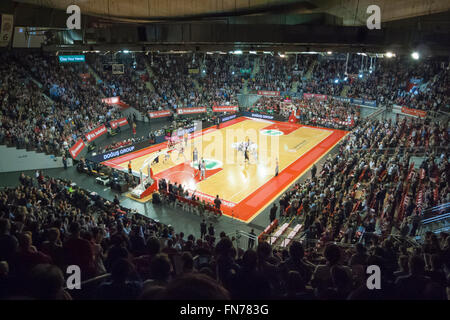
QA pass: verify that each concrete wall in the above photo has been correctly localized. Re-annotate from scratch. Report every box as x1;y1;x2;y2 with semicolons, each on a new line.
0;145;72;173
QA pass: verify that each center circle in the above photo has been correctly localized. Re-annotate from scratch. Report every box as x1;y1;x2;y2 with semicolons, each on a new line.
191;159;223;170
260;129;284;136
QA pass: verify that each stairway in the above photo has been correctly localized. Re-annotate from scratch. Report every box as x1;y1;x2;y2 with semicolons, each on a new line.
192;78;201;91
291;80;299;93
0;145;69;172
305;59;317;80
143;58;156;78
145;81;155;92
251;57;260;76
143;58;157;92
20;67;58;105
242;79;249;94
340;84;350;97
85;63;106;97
86;64;103;85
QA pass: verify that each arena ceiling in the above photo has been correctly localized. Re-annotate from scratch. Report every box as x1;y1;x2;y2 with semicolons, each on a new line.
11;0;450;25
3;0;450;54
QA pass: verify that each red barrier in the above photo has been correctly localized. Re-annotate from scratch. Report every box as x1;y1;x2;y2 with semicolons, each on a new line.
159;190;222;216
258;219;279;242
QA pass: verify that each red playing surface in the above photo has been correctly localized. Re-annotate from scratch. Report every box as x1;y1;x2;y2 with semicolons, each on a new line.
262;122;302;135
154;162;223;185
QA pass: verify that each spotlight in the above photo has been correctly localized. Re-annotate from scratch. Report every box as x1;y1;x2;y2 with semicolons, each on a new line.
327;51;332;55
411;52;420;60
385;52;394;58
358;74;363;78
334;79;339;84
123;50;129;54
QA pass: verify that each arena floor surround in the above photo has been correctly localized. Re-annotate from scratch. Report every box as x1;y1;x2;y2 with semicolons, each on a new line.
103;117;348;222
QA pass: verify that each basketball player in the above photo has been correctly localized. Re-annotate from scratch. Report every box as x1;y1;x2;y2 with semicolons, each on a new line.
200;159;206;180
193;147;198;164
275;158;279;176
252;145;258;163
184;131;188;146
238;142;243;153
244;147;250;164
178;143;186;161
195;158;202;178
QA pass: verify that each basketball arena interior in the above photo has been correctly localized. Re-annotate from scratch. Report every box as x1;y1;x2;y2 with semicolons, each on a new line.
0;0;449;305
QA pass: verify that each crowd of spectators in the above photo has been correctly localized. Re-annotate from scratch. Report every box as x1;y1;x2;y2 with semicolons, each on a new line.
0;52;64;155
247;53;449;112
276;116;449;248
0;52;123;156
100;136;145;154
251;96;360;130
2;52;448;159
0;49;449;300
0;174;449;300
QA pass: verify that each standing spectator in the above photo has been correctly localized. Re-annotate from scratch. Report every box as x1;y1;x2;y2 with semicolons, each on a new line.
208;224;215;238
248;229;256;249
311;163;317;179
113;195;120;206
0;219;18;266
11;232;52;278
270;203;277;223
200;220;207;239
395;255;431;300
279;241;312;285
63;222;96;281
214;195;222;212
95;259;142;300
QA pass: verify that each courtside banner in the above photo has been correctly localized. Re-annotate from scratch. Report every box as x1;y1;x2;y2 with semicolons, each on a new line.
257;90;280;96
149;110;172;118
110;118;128;129
102;97;120;105
176;107;206;115
242;111;275;120
69;139;85;159
332;96;352;103
212;106;238;112
220;114;237;123
89;139;154;163
85;125;107;142
401;106;427;118
332;96;376;107
303;93;328;100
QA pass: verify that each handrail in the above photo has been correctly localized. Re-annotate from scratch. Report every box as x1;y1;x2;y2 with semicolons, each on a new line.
63;273;111;290
422;202;450;214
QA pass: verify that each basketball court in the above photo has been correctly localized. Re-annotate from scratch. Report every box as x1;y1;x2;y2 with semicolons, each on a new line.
103;117;348;222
